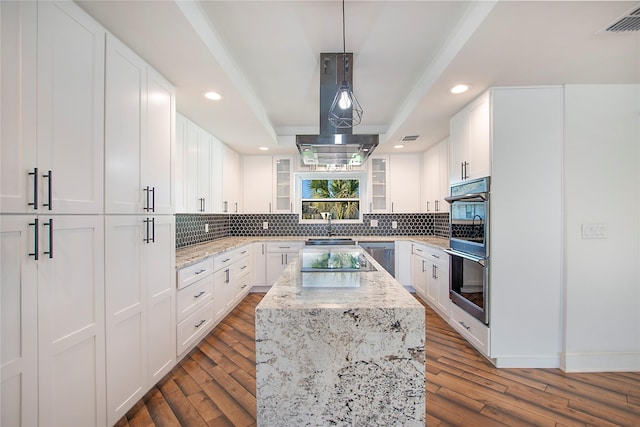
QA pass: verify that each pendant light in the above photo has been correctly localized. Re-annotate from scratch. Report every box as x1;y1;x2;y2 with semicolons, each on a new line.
328;0;363;129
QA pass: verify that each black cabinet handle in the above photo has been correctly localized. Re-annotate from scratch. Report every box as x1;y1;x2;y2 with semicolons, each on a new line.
42;170;52;210
43;218;53;259
151;186;155;212
194;319;205;328
225;268;230;284
194;291;205;298
144;186;155;212
234;202;238;213
28;168;38;210
143;218;154;243
151;217;155;243
29;218;39;260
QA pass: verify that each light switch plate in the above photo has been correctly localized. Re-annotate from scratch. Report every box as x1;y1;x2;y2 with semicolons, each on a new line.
581;223;608;239
370;219;378;227
263;221;269;230
205;223;209;233
392;221;398;229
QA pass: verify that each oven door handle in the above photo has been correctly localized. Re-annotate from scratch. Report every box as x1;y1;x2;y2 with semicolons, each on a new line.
443;249;488;267
444;192;488;204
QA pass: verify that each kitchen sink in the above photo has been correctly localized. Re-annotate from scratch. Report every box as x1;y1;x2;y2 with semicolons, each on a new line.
305;238;356;246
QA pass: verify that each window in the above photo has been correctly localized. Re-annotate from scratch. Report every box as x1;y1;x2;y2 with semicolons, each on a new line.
300;177;361;221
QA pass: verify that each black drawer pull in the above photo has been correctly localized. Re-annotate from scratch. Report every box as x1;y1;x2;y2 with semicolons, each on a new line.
194;291;205;298
194;319;206;328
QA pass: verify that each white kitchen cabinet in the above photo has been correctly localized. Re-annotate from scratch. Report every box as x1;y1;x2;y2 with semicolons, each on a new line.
242;155;293;213
0;215;106;427
411;243;449;318
252;242;267;288
176;257;215;357
1;1;104;214
449;91;491;184
368;154;421;213
223;145;241;213
105;215;176;425
210;245;253;321
266;241;305;286
105;35;175;215
183;117;214;213
394;240;413;288
423;139;449;213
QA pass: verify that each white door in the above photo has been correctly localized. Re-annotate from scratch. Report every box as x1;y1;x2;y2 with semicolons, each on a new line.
37;215;106;427
104;216;146;425
144;70;175;215
105;35;145;214
0;1;37;213
0;216;38;427
37;2;105;214
144;215;176;383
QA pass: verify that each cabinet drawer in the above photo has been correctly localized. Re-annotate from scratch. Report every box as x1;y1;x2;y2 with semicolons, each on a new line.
177;258;214;290
176;276;214;323
266;241;304;253
236;245;251;260
449;303;490;356
213;251;235;271
177;299;215;356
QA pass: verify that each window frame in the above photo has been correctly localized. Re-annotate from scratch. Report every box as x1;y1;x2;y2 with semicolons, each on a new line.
295;172;367;224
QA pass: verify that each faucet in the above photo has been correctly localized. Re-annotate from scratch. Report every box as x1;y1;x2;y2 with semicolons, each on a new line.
323;212;335;237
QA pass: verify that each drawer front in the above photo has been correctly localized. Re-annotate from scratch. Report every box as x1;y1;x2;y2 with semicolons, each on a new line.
449;303;490;356
213;251;235;272
266;241;304;253
236;245;251;260
177;299;215;356
176;276;214;323
177;258;214;290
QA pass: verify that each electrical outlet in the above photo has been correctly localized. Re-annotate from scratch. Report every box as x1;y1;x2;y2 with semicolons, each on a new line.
205;223;209;233
392;221;398;229
370;219;378;227
263;221;269;230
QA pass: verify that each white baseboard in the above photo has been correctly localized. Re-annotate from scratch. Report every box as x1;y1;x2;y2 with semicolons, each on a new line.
561;352;640;373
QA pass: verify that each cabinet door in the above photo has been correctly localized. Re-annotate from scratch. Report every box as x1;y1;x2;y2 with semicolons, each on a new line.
388;154;421;213
423;147;439;213
37;1;105;214
273;157;292;213
0;1;37;213
266;253;287;286
37;215;106;427
252;242;267;287
369;156;388;212
104;216;145;425
222;145;240;213
174;113;188;212
466;94;491;180
437;140;450;213
213;267;232;320
144;215;176;383
144;69;175;214
242;156;273;213
449;108;467;184
426;261;438;305
411;253;427;297
435;258;450;317
105;35;145;214
0;217;38;427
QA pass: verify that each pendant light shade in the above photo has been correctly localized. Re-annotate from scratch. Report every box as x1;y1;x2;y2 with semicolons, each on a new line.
327;0;363;129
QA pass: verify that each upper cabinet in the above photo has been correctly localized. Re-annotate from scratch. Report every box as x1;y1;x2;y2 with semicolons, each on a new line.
449;91;491;184
368;154;422;213
423;138;449;213
105;35;175;215
1;1;105;214
175;113;240;213
242;155;293;214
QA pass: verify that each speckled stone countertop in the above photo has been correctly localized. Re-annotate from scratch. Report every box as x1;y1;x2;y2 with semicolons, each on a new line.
255;248;426;425
175;235;449;269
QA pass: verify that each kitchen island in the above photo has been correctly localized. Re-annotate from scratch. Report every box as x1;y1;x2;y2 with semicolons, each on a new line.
255;246;425;426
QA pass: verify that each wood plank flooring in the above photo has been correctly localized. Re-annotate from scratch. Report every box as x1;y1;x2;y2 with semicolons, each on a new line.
115;293;640;426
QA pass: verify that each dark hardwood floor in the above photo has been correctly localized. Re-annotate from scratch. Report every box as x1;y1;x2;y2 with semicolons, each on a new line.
115;293;640;426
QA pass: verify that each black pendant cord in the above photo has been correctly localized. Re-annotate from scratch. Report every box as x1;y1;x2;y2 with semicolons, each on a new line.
341;0;347;82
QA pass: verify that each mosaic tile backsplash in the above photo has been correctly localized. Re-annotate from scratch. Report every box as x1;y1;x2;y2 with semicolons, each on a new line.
176;212;449;248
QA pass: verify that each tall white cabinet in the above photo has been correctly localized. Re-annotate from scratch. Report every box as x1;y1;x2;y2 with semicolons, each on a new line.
242;155;293;214
423;138;449;213
1;2;107;426
103;34;176;425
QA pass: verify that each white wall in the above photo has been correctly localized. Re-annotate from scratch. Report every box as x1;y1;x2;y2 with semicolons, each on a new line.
490;87;564;367
562;84;640;372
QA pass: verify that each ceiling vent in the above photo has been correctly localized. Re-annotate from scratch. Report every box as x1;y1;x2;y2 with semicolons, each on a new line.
603;5;640;32
401;135;420;142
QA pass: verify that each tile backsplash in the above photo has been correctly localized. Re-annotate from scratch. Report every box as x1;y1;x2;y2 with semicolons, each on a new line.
176;212;449;248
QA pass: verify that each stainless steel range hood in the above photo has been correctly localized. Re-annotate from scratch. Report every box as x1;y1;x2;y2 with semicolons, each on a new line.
296;53;378;166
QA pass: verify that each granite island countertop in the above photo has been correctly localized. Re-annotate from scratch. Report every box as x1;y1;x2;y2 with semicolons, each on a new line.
176;235;449;269
254;246;426;426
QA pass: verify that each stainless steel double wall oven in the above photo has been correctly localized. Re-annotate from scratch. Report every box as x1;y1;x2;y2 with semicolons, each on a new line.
444;177;490;324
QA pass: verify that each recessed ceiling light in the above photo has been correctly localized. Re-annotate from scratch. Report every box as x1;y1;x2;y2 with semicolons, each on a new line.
394;144;405;149
258;146;269;151
204;91;223;101
450;84;470;94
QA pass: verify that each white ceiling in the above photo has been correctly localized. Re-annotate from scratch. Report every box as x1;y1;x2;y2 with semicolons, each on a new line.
76;1;640;155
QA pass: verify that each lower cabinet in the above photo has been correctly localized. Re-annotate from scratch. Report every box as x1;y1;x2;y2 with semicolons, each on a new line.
265;241;305;286
411;243;450;319
105;215;176;426
1;215;106;427
449;303;490;356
